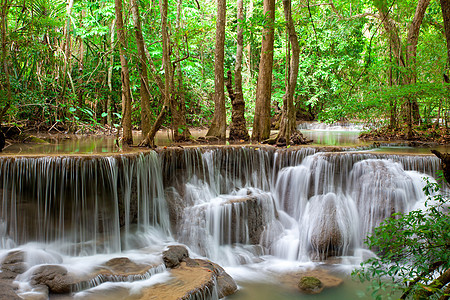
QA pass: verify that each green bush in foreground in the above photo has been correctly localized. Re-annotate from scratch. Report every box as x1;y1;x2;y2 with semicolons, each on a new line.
353;176;450;300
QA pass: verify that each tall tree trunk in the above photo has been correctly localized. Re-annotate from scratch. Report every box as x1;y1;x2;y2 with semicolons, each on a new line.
107;18;115;128
77;10;85;107
252;0;275;142
206;0;227;139
440;0;450;68
60;0;74;113
171;0;191;141
245;0;254;84
139;0;170;147
276;0;300;145
115;0;133;145
374;0;430;129
229;0;249;141
130;0;152;137
0;0;11;127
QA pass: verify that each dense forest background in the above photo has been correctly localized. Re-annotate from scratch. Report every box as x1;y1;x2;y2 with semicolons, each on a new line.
0;0;449;145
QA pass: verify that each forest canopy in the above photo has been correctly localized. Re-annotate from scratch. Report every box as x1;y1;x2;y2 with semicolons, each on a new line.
0;0;448;144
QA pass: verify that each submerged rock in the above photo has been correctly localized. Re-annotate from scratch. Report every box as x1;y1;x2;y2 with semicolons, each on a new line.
298;276;323;294
280;268;343;295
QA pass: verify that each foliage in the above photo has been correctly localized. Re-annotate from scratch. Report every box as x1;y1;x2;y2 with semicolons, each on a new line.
353;175;450;299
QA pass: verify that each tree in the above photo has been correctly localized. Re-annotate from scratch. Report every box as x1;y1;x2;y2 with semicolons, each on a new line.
227;0;249;141
373;0;430;138
0;0;11;127
275;0;300;145
353;175;450;299
171;0;191;142
114;0;133;145
206;0;226;139
130;0;152;137
139;0;170;147
252;0;275;142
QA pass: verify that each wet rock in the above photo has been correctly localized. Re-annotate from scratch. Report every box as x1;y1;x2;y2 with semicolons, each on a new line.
1;250;26;279
298;276;323;294
209;262;238;298
0;280;21;300
162;245;189;268
139;259;236;300
308;193;352;259
280;268;343;294
31;265;75;294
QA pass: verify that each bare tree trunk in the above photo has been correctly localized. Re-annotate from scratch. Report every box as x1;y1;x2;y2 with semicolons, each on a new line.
139;0;170;147
77;10;85;107
115;0;133;145
0;0;11;128
60;0;74;113
130;0;152;137
375;0;430;127
441;0;450;66
206;0;227;139
252;0;275;142
171;0;191;141
245;0;254;84
276;0;300;144
107;19;115;128
229;0;249;141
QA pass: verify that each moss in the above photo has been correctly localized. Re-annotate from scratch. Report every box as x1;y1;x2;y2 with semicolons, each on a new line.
298;276;323;294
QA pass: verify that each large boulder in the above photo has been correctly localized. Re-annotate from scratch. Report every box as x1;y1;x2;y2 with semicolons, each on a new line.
162;245;189;268
1;250;26;279
31;265;76;293
0;280;21;300
139;259;237;300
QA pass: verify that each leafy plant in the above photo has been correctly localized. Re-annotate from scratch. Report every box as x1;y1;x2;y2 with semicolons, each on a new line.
353;174;450;299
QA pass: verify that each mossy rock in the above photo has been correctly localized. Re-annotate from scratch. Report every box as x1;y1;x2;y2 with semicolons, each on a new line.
18;134;49;144
298;276;323;294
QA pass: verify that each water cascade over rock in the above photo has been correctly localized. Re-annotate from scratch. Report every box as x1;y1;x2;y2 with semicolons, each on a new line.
0;146;441;299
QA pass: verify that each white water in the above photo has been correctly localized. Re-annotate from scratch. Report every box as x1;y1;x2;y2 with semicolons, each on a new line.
0;148;441;299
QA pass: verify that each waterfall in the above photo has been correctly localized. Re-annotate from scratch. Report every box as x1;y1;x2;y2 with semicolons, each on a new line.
0;152;170;255
0;147;441;264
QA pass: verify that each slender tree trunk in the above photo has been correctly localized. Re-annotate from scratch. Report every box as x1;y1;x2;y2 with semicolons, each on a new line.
276;0;301;145
139;0;170;147
130;0;152;137
171;0;191;141
0;0;11;126
60;0;74;111
229;0;249;141
441;0;450;66
206;0;227;139
77;10;85;107
252;0;275;141
107;19;115;128
375;0;430;128
245;0;254;84
115;0;133;145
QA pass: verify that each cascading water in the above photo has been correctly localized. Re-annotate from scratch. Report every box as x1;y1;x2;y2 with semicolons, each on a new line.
0;146;442;299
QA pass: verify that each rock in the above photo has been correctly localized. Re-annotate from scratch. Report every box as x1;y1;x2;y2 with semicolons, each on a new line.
1;250;26;279
280;268;343;294
298;276;323;294
31;265;75;294
139;259;237;300
209;262;238;298
308;193;352;259
0;280;21;300
162;245;189;268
